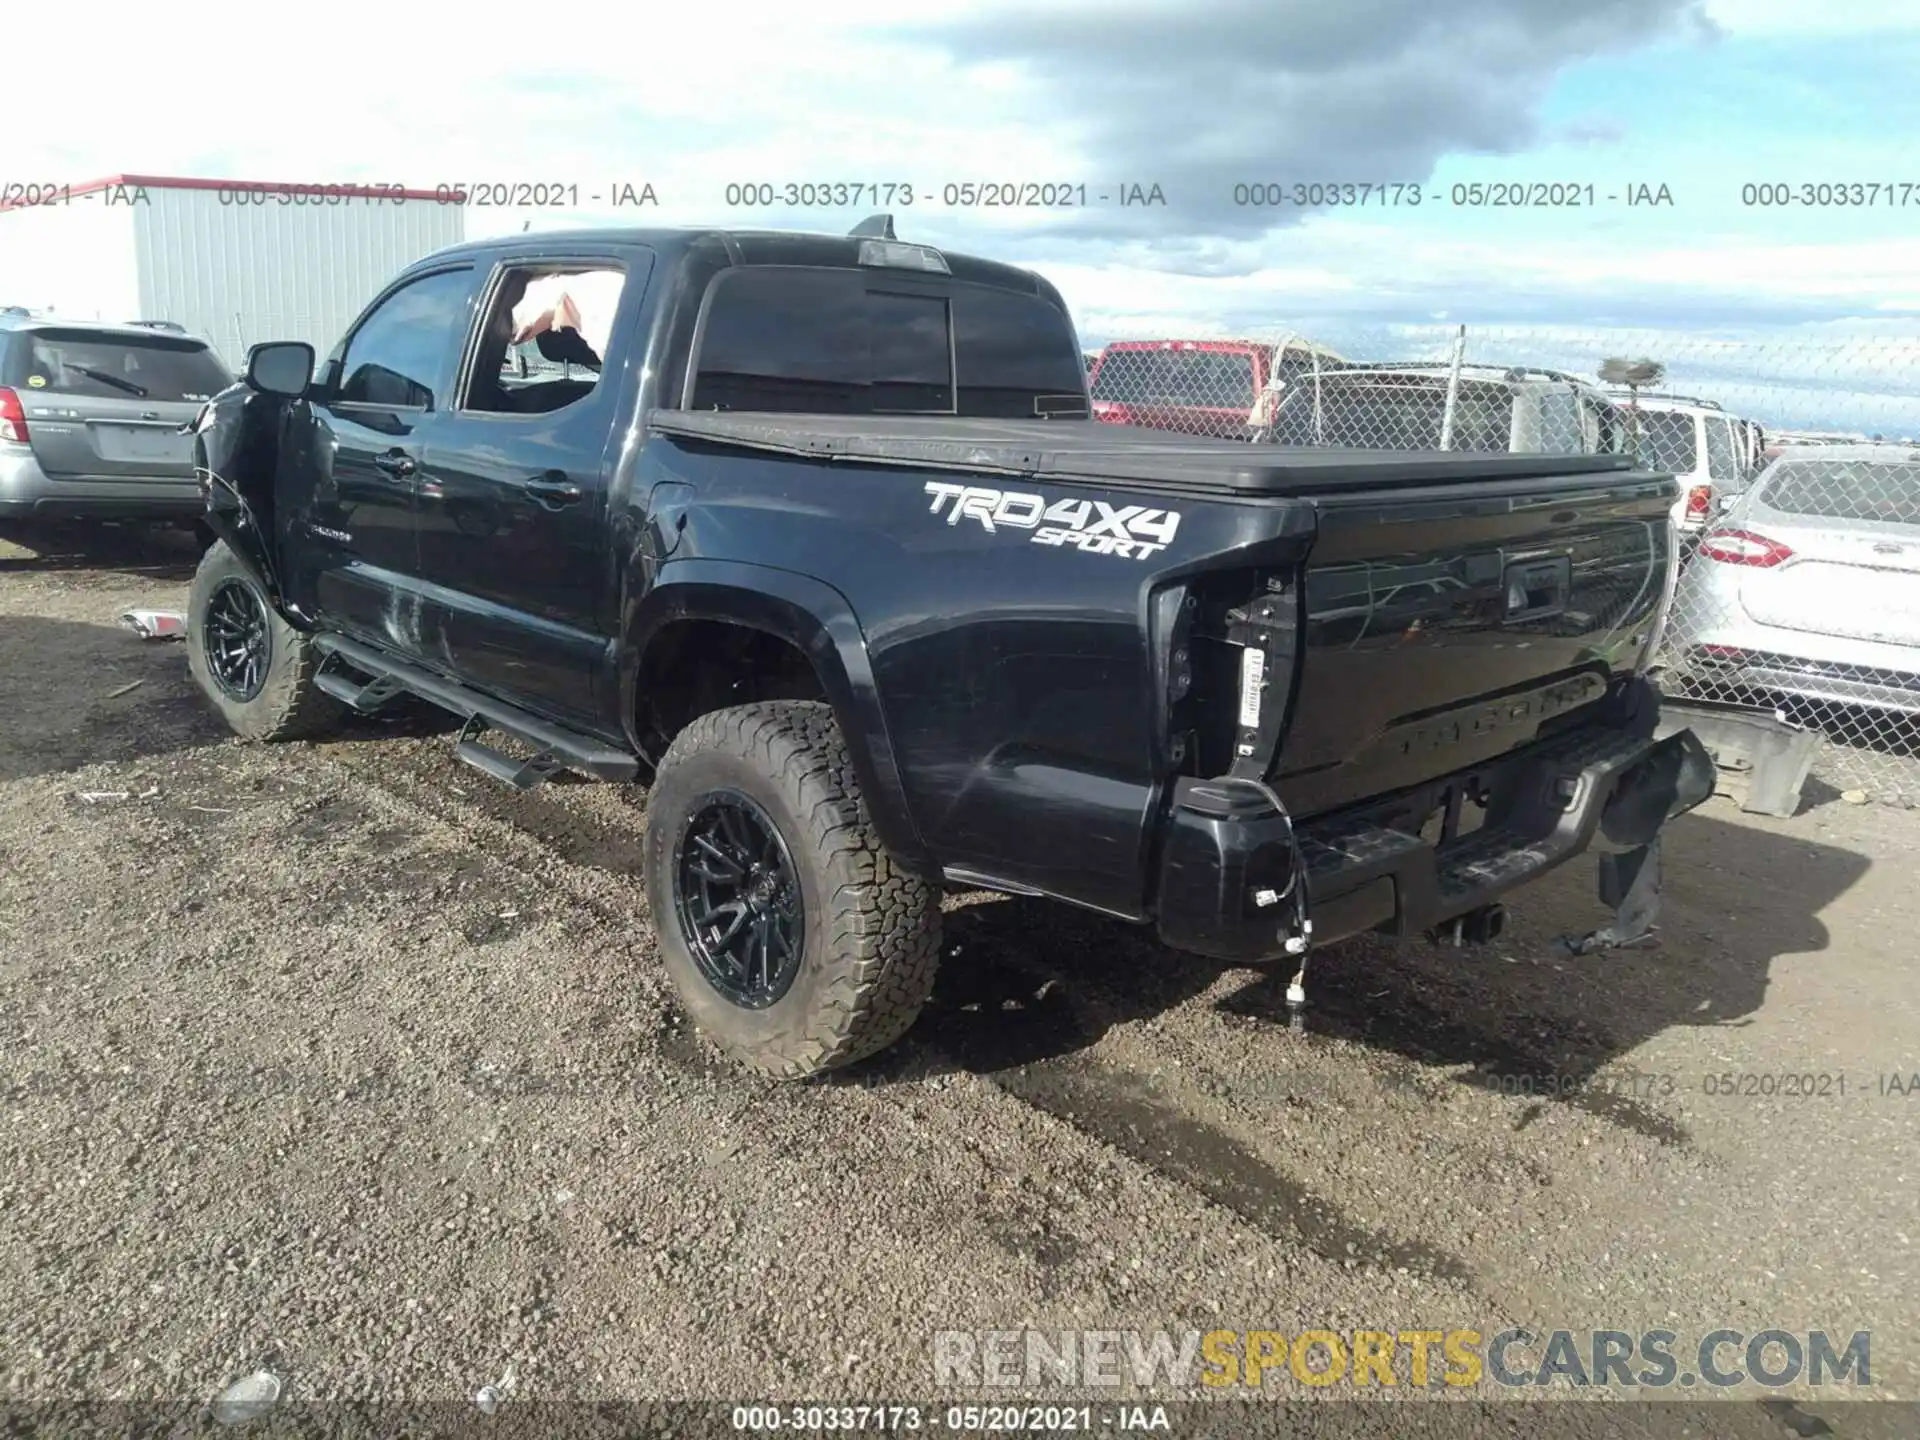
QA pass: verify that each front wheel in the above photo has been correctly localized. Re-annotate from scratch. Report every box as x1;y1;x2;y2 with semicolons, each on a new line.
187;540;344;742
644;700;942;1078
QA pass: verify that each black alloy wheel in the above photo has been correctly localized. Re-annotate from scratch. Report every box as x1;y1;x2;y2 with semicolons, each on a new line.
674;790;806;1008
202;576;271;701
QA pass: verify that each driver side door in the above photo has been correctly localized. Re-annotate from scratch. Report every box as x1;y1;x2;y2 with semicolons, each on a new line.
282;264;478;655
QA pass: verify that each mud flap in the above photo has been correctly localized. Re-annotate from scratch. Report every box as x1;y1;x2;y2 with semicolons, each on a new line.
1560;837;1663;955
1561;724;1714;955
1558;726;1714;956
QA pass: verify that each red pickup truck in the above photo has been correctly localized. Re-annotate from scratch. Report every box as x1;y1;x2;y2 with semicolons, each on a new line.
1088;338;1347;440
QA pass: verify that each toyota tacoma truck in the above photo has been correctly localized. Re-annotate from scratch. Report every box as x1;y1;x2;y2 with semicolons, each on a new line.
184;217;1715;1078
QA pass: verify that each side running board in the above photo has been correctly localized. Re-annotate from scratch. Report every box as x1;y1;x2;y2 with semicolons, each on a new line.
311;635;639;788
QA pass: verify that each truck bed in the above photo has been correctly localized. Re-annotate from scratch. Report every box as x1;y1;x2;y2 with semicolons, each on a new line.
647;411;1638;497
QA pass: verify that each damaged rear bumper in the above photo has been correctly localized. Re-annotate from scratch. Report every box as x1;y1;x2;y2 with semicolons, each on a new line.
1154;711;1717;962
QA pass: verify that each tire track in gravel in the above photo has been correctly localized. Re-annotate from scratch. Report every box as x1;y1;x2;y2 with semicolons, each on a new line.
156;721;1693;1338
301;728;1491;1295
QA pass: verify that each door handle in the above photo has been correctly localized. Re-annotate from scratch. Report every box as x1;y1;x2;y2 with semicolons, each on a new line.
373;450;418;480
525;473;584;508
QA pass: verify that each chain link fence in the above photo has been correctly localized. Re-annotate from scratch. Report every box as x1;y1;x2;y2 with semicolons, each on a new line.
1083;325;1920;807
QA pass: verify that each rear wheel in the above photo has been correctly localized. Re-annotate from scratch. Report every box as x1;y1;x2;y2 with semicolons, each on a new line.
644;700;942;1078
187;540;343;741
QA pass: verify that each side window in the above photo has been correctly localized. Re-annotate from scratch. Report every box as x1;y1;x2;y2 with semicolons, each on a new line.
1529;388;1585;454
462;265;626;416
336;268;475;409
1452;385;1513;453
1581;398;1623;453
1704;415;1739;482
1636;411;1697;475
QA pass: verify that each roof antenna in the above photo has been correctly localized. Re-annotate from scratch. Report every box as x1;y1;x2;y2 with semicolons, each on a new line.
849;214;896;240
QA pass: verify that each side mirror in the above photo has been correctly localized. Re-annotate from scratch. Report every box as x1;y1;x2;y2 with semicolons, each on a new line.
246;341;315;398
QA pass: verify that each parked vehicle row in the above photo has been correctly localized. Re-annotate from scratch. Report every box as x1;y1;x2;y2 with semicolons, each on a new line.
1083;342;1785;573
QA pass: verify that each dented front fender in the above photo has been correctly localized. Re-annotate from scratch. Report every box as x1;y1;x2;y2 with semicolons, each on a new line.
194;381;300;620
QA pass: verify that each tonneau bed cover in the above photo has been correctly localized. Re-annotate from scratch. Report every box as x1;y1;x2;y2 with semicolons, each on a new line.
648;411;1645;497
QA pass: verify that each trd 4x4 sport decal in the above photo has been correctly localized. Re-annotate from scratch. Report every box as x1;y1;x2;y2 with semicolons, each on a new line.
923;481;1181;560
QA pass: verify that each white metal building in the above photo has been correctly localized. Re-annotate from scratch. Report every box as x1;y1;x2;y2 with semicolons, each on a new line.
0;175;466;369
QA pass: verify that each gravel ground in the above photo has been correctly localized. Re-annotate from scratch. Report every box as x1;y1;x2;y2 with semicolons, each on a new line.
2;524;1916;1434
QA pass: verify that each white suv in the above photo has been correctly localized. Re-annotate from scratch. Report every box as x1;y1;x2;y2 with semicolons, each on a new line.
1603;392;1761;551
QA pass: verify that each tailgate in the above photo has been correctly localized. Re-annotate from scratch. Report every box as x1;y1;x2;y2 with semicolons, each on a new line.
25;394;202;479
1267;470;1675;817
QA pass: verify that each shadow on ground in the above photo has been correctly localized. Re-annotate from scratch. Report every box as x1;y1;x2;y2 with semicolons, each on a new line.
0;616;224;782
841;808;1871;1280
899;808;1868;1120
0;521;204;580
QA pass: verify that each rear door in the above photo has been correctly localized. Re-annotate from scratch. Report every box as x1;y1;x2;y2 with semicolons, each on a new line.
6;328;229;480
415;248;653;727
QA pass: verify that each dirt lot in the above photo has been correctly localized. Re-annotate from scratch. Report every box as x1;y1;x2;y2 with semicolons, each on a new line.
2;525;1917;1430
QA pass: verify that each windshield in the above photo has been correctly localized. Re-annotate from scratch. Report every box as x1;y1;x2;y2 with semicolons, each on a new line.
13;330;231;403
1757;458;1920;526
1091;350;1256;408
1269;377;1514;452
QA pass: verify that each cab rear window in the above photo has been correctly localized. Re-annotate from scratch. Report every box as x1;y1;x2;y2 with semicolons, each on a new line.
7;329;231;403
689;267;1088;419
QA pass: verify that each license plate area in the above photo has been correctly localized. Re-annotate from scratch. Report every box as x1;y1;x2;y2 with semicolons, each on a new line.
91;423;189;464
1503;556;1570;623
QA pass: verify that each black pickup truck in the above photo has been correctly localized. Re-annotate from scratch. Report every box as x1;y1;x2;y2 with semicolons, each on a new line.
186;217;1715;1078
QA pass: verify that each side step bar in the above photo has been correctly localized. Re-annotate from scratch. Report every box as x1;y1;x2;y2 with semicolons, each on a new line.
311;634;639;786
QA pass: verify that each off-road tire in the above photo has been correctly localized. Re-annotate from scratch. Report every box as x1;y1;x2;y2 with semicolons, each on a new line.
187;540;344;742
645;700;942;1078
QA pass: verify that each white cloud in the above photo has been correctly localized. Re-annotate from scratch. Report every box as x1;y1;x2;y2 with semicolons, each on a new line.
1702;0;1920;34
1046;221;1920;339
4;0;1907;363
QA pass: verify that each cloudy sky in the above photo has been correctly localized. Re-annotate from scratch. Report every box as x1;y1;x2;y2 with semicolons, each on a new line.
11;0;1920;427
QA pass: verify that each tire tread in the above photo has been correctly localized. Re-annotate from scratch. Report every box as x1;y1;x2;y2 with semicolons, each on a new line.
187;540;344;743
652;699;940;1078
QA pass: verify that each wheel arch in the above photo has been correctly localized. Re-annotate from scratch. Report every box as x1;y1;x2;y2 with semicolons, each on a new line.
620;560;930;874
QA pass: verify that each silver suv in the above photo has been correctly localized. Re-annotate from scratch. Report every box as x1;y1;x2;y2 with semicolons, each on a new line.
0;314;232;525
1264;362;1630;456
